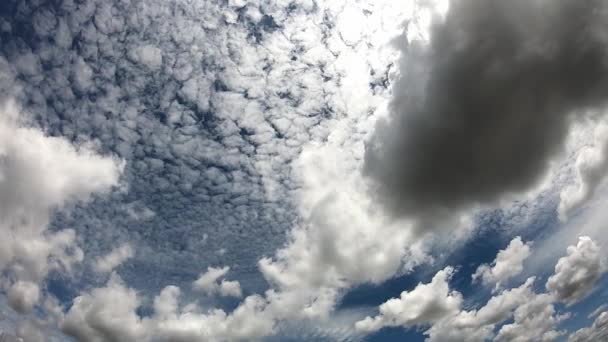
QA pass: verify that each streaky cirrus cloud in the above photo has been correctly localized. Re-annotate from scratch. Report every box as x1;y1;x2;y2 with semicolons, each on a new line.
364;0;608;228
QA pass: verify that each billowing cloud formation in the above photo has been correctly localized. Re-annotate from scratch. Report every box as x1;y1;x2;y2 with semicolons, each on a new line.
0;100;123;313
569;310;608;342
6;281;39;315
546;236;605;305
93;244;134;274
355;267;462;332
559;122;608;219
193;266;243;298
61;273;147;342
494;293;567;342
473;236;531;291
61;273;273;342
364;0;608;225
357;236;603;341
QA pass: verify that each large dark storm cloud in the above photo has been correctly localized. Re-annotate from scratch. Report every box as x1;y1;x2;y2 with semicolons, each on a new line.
364;0;608;222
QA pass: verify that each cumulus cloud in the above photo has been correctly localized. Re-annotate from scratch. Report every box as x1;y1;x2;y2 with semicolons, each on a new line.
61;273;146;342
559;122;608;219
424;277;539;342
93;244;134;274
357;237;603;341
62;273;273;342
0;100;123;312
6;282;39;315
193;266;243;298
494;293;566;342
364;0;608;227
546;236;605;305
472;236;531;291
569;310;608;342
355;267;461;332
357;270;542;342
257;143;440;324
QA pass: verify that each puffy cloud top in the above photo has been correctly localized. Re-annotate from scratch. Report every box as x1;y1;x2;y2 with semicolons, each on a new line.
473;236;531;290
546;236;605;306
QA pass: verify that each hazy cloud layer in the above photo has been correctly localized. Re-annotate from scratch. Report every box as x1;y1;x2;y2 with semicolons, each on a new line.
364;0;608;226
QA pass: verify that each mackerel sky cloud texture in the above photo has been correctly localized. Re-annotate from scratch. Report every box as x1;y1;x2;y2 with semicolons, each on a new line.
1;0;608;341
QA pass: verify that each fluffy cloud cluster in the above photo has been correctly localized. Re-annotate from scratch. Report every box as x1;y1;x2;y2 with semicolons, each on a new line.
93;243;134;274
0;99;123;314
546;236;605;306
61;273;274;342
473;236;531;291
559;122;608;219
355;267;462;332
193;266;243;298
569;311;608;342
58;140;439;342
356;236;606;341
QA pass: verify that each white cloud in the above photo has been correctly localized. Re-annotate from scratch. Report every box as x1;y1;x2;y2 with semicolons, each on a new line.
425;277;538;342
355;267;462;332
559;121;608;220
62;273;273;342
132;45;163;70
61;273;145;342
193;266;242;298
93;243;134;274
494;293;566;342
546;236;605;306
257;143;442;323
219;280;243;298
569;310;608;342
0;100;123;312
6;281;39;315
472;236;531;291
357;237;601;341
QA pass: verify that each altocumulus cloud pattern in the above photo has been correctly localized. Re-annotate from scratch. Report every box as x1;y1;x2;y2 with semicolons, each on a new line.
1;0;608;341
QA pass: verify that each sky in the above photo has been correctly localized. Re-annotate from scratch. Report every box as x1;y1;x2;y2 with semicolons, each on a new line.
1;0;608;341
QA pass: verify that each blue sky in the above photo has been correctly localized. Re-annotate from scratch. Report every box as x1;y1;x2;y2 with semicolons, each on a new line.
1;0;608;341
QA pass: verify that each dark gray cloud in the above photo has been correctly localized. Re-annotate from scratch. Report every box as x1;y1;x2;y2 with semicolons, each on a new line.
364;0;608;224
